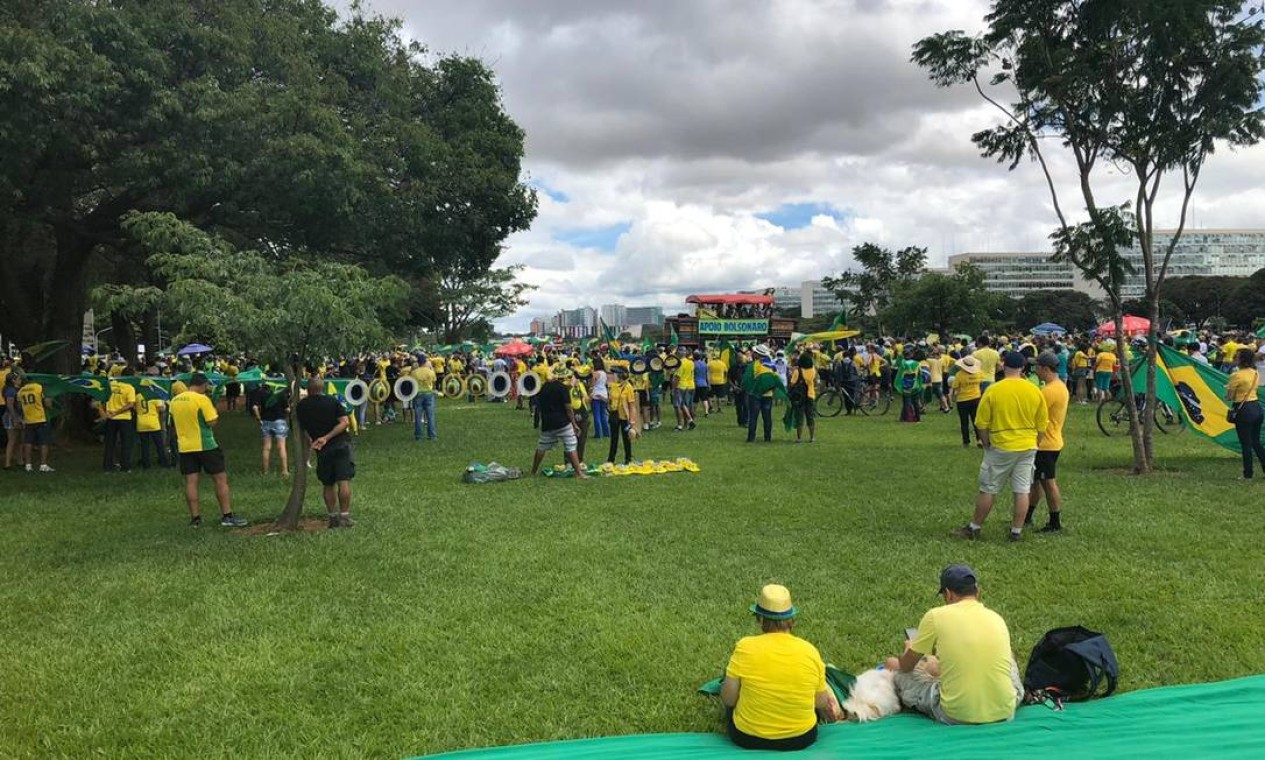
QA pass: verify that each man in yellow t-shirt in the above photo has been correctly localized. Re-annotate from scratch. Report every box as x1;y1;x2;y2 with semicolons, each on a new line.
19;377;55;472
707;354;729;410
1029;351;1069;533
169;373;246;528
722;584;834;749
102;374;138;472
134;395;170;469
673;349;696;431
954;352;1049;541
973;337;1001;390
411;358;438;441
887;565;1022;725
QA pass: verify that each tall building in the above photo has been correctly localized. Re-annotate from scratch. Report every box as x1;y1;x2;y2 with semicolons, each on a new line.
1118;229;1265;299
529;317;548;336
625;306;664;327
947;252;1090;298
768;281;842;318
599;304;627;330
552;306;597;338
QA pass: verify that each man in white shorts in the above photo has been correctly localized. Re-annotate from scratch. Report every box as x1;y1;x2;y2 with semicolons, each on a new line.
953;351;1049;542
530;367;589;478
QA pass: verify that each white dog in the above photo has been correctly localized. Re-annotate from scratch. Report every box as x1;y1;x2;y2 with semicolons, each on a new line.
841;668;903;722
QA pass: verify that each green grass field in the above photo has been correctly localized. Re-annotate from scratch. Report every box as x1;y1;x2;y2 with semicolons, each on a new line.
3;397;1262;759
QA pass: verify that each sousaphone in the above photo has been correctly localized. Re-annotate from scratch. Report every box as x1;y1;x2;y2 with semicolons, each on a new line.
344;379;369;407
487;371;512;399
369;378;390;404
663;355;681;371
441;374;464;399
648;356;664;372
630;357;649;375
394;375;419;404
466;374;488;397
517;371;542;398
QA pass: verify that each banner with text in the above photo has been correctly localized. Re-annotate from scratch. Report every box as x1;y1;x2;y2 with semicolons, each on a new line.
697;319;770;336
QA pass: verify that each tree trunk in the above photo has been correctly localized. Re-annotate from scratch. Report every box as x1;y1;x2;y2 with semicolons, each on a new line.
1114;308;1149;474
1142;294;1163;471
277;367;308;530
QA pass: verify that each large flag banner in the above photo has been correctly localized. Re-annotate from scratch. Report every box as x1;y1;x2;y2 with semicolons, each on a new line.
1131;344;1265;454
325;378;358;414
24;374;111;403
115;376;173;402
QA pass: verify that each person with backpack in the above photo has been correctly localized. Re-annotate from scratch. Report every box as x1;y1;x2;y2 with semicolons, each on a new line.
789;352;817;444
895;349;925;423
885;565;1024;725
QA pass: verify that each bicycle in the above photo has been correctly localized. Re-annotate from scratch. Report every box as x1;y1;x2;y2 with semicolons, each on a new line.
1096;390;1183;437
818;378;891;417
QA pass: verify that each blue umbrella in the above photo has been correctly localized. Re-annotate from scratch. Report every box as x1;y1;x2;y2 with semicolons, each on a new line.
1031;323;1067;336
177;343;214;356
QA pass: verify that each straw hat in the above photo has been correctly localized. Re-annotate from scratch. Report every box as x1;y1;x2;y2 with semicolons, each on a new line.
753;344;773;359
749;584;797;620
955;355;981;375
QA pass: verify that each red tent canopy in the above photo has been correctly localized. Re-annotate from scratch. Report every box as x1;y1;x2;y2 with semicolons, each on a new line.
686;294;774;306
494;339;534;357
1097;315;1151;336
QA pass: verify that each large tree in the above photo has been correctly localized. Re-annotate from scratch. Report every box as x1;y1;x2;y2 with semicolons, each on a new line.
914;1;1265;473
1010;290;1101;333
420;264;536;344
822;243;927;334
0;0;534;371
126;212;408;530
884;264;1003;338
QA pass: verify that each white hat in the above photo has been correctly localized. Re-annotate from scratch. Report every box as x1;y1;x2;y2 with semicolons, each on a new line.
753;344;773;358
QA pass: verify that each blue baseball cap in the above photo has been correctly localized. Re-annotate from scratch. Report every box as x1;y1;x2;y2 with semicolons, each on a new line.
938;564;978;595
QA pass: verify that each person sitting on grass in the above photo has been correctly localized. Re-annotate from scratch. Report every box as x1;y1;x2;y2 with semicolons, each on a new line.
721;584;839;751
885;565;1023;725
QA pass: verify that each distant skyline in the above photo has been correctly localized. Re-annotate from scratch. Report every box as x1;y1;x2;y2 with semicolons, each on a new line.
342;1;1265;331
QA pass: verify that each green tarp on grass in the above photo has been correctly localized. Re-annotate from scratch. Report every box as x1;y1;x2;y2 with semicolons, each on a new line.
421;675;1265;759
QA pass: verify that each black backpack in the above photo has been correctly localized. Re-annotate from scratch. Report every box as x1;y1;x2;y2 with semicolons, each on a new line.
1023;626;1119;705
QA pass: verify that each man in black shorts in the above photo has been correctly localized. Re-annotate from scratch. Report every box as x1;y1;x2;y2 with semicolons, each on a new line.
1027;351;1069;533
297;377;356;528
169;373;248;528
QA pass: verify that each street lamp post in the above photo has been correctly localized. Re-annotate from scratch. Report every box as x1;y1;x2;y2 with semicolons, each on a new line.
94;327;113;354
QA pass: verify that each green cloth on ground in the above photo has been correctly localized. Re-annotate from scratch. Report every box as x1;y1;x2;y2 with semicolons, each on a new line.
419;675;1265;759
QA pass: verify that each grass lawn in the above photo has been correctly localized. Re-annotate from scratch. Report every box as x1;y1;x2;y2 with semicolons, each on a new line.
2;396;1263;759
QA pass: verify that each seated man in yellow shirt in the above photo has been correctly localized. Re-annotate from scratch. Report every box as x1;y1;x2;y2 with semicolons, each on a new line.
886;565;1023;725
721;584;838;750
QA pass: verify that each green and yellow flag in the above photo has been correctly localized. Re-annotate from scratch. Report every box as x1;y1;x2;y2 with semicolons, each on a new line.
24;374;111;403
115;376;173;402
1131;345;1264;454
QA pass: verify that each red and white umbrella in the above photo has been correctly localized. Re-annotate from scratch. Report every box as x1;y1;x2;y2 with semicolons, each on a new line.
1097;315;1151;337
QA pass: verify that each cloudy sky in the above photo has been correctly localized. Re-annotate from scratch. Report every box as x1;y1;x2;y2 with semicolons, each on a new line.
351;0;1265;331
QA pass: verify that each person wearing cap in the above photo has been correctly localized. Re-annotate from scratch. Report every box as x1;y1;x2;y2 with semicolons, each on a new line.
954;351;1049;541
530;366;589;479
720;584;837;750
886;565;1023;725
169;373;248;528
746;345;777;443
950;355;985;447
1028;351;1070;532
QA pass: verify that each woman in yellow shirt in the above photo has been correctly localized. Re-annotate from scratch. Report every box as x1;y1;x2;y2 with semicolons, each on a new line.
720;584;838;751
605;366;639;465
951;355;985;448
1226;348;1265;480
789;353;817;444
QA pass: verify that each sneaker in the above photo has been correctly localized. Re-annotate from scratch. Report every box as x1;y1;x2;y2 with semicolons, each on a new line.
220;515;249;528
1037;523;1062;534
337;514;355;528
688;420;696;430
674;426;683;431
328;514;341;529
190;517;202;528
39;464;54;473
1008;531;1023;543
25;464;33;472
950;524;980;540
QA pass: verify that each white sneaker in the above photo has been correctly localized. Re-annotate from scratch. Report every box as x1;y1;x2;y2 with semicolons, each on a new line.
25;464;33;472
39;464;54;473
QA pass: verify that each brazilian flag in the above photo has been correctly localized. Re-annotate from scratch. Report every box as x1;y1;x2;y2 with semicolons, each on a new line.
24;374;111;403
115;376;173;402
741;360;794;431
1130;344;1264;454
325;378;357;414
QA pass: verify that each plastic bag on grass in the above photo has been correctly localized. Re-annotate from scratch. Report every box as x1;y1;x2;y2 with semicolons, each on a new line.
463;462;522;484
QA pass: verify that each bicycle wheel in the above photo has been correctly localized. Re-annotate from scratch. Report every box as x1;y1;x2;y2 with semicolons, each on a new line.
1154;401;1184;434
819;391;844;418
875;392;892;416
1097;398;1129;436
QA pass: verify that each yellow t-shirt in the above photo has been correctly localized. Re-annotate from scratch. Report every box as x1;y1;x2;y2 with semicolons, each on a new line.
707;359;728;386
1095;351;1117;373
952;370;984;402
628;372;649;392
19;382;47;425
169;390;219;453
609;381;636;421
726;632;826;740
449;358;464;375
924;358;944;383
1227;368;1260;404
431;356;446;374
1072;351;1090;371
1222;342;1240;365
790;367;817;400
975;377;1049;452
135;397;164;433
411;365;437;393
1039;379;1069;452
909;599;1017;724
106;381;138;420
569;380;589;411
974;348;1001;379
675;358;696;390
